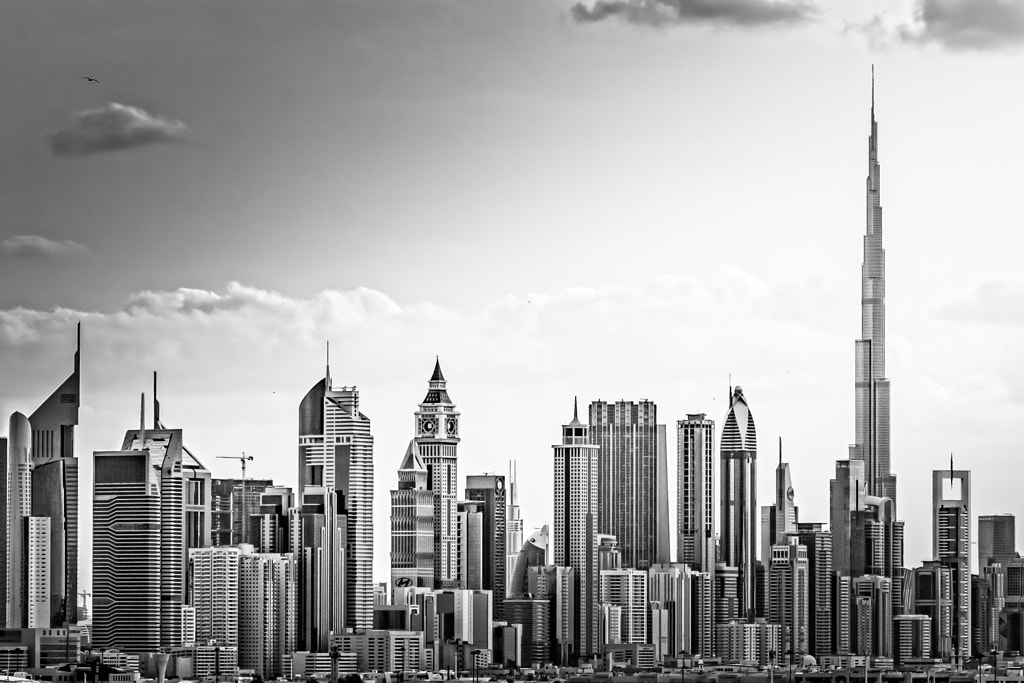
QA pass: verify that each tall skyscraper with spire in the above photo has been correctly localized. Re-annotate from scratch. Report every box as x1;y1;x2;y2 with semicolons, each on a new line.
720;385;757;621
553;399;599;661
298;353;375;632
853;69;896;508
413;358;460;587
28;323;80;626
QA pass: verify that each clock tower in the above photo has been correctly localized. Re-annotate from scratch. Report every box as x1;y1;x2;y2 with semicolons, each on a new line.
414;357;461;587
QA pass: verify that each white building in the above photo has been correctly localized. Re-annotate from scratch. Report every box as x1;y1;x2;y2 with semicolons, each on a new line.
238;546;294;679
600;569;648;645
188;545;240;646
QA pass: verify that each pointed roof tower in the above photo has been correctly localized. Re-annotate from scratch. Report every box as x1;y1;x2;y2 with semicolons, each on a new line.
422;357;453;404
399;439;426;471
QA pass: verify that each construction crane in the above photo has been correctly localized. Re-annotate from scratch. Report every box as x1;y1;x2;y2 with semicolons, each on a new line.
215;452;254;545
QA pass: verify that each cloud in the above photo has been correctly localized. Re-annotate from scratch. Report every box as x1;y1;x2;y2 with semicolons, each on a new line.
48;103;188;157
569;0;817;27
854;0;1024;50
0;235;90;260
936;276;1024;324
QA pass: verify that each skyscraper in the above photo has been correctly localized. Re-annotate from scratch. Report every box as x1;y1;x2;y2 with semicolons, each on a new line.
27;323;80;626
933;467;971;662
6;412;34;627
589;399;664;571
553;401;599;661
298;363;374;631
506;460;525;596
390;440;434;590
979;514;1015;572
188;545;240;646
466;473;508;620
720;385;757;621
852;72;896;507
677;414;715;573
796;523;833;660
412;359;460;588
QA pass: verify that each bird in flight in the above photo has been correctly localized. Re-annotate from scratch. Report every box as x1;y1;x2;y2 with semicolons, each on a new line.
82;76;99;83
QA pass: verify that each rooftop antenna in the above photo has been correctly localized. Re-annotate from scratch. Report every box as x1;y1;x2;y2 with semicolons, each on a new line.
871;64;875;115
728;373;733;406
950;452;954;483
779;436;783;467
326;340;331;387
75;321;81;375
573;396;579;422
139;393;146;451
153;371;160;429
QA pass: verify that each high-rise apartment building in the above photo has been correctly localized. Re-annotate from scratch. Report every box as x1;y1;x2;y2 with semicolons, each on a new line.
553;401;599;661
979;514;1015;572
6;412;36;627
648;564;694;662
933;467;971;662
720;386;757;621
767;539;809;659
852;74;896;507
456;499;484;590
188;545;240;646
466;474;507;620
599;568;648;645
390;440;434;591
589;399;666;571
298;365;374;631
677;414;715;574
912;560;953;660
795;523;833;659
28;324;81;626
238;547;294;679
290;486;344;652
412;360;460;588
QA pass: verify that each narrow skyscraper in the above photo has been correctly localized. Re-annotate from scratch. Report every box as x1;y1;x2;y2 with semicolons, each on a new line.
720;385;757;621
466;473;508;620
979;514;1015;572
553;400;599;662
390;440;434;590
413;359;460;588
298;360;374;631
28;323;81;625
852;71;896;507
677;414;715;573
933;465;971;663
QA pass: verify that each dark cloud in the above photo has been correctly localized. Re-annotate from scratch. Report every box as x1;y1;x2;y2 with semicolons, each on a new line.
856;0;1024;50
47;103;188;157
0;235;90;259
569;0;816;27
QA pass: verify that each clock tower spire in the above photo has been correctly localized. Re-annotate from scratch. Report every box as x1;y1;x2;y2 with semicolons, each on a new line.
414;357;461;587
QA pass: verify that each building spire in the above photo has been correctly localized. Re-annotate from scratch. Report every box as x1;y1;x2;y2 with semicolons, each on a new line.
326;340;331;388
153;371;160;429
871;63;875;118
573;396;579;422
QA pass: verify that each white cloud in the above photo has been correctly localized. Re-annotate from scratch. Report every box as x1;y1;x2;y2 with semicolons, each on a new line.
0;235;90;259
48;103;188;157
852;0;1024;50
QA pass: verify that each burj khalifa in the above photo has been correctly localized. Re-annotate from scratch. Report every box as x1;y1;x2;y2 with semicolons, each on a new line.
852;70;897;509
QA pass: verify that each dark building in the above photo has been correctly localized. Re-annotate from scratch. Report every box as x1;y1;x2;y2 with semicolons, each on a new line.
979;514;1016;572
466;474;507;621
796;523;834;659
211;478;275;547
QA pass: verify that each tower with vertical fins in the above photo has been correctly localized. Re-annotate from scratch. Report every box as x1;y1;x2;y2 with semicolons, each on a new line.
853;68;897;509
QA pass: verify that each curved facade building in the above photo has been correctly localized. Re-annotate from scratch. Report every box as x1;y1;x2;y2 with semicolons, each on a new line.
510;525;549;599
6;412;33;627
720;385;757;621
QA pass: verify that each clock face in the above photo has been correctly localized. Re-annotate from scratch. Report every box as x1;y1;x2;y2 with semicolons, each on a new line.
420;417;436;435
786;486;795;502
446;418;458;436
495;478;504;492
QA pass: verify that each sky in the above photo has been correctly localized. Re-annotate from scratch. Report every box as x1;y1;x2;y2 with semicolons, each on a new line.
3;0;1024;593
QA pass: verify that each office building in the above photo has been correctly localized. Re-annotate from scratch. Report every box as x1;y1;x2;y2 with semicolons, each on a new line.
761;443;797;564
979;514;1015;572
720;385;758;620
852;77;897;507
600;568;648;645
298;364;374;631
553;400;599;661
290;486;345;652
910;560;953;661
933;467;970;662
589;399;666;571
250;486;294;554
412;359;460;588
466;473;507;620
211;478;274;547
6;412;35;627
715;619;782;666
509;526;548;599
27;324;81;626
851;574;892;658
506;461;524;598
456;499;484;590
390;440;435;591
528;565;575;665
648;563;694;663
677;414;715;574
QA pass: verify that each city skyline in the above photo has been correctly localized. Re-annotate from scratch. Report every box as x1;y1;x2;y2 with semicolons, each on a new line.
5;0;1024;597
